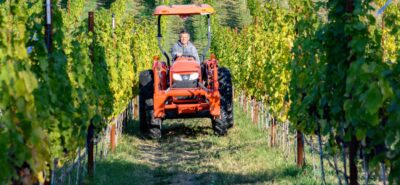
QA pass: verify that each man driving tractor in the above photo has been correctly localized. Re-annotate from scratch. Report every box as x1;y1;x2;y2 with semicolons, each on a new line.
139;4;233;139
171;30;201;64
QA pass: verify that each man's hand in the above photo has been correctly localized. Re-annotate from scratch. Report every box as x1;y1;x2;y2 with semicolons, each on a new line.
176;52;182;57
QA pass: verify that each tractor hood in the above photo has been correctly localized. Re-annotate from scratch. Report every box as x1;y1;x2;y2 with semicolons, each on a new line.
170;60;201;74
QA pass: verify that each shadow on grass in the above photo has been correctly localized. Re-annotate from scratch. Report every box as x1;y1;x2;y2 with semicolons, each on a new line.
105;118;317;185
123;118;253;161
90;159;302;185
162;121;213;138
123;117;215;139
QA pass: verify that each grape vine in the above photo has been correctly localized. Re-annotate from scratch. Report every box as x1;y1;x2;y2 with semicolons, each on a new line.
0;0;159;183
210;0;400;183
212;2;295;121
1;0;399;184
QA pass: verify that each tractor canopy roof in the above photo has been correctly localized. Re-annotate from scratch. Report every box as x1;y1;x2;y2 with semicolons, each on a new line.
153;4;215;16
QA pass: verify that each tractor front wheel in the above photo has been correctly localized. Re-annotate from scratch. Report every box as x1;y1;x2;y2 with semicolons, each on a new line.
212;67;233;135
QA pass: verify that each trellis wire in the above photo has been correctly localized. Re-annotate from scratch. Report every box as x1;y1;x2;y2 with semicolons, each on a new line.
235;91;386;185
329;127;343;185
317;121;327;185
309;136;317;175
361;139;369;185
236;91;295;162
380;162;387;185
340;126;349;185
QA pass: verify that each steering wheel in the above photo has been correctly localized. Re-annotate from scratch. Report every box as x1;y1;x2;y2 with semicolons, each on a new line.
182;54;196;60
174;54;196;61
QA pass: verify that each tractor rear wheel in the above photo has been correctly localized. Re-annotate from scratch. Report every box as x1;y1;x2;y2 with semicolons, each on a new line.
213;67;233;135
139;70;162;139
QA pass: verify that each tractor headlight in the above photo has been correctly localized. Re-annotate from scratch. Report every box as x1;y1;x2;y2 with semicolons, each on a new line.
173;73;199;81
173;73;183;81
189;73;199;80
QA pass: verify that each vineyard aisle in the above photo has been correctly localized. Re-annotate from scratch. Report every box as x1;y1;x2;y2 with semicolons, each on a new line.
89;106;324;185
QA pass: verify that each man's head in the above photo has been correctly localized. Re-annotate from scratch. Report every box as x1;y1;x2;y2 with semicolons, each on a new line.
179;30;190;45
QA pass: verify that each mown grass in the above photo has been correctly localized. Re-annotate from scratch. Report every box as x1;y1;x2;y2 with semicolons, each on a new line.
89;106;334;185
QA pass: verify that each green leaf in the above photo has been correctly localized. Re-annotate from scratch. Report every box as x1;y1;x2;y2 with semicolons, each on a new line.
356;128;367;140
379;79;393;100
14;79;26;97
353;21;366;31
362;83;383;114
19;71;38;94
40;59;49;71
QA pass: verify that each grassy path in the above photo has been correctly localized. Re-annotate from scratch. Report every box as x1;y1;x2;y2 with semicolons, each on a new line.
89;108;324;185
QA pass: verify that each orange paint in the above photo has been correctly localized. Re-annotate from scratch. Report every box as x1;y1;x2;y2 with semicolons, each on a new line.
152;57;221;119
153;4;215;15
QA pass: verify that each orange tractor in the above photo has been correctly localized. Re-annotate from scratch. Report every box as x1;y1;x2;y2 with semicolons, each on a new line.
139;4;233;139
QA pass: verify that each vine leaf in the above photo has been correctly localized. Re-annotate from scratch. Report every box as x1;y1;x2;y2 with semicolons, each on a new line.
362;83;383;115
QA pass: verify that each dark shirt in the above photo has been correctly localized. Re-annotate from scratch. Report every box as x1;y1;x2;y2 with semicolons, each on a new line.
171;41;200;64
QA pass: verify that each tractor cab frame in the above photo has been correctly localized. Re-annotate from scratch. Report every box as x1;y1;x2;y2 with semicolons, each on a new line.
138;4;233;139
154;4;214;65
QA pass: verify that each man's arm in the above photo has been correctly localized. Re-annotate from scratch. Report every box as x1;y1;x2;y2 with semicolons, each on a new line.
171;43;181;61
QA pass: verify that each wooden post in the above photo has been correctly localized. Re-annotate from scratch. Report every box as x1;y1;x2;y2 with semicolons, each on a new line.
350;135;359;185
243;96;246;113
257;102;261;128
250;99;252;121
110;123;116;152
134;96;139;118
345;0;359;184
67;0;70;15
261;101;265;129
87;12;95;177
381;12;385;62
45;0;52;53
112;13;116;48
44;2;52;184
297;130;304;167
124;108;128;129
270;118;276;147
87;122;94;177
246;96;249;114
241;91;244;108
255;101;259;125
253;100;256;123
245;96;250;115
252;100;255;123
88;12;94;62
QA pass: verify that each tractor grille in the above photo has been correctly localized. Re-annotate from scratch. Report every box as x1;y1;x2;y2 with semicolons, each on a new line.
172;80;198;88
